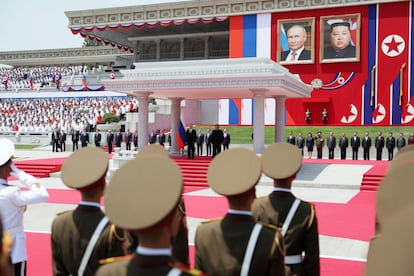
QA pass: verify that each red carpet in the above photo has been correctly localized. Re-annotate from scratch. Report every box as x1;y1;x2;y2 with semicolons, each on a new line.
315;192;376;241
47;186;206;205
27;232;53;276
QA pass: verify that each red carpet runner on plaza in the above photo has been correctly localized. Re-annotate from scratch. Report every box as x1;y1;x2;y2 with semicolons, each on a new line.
17;155;381;276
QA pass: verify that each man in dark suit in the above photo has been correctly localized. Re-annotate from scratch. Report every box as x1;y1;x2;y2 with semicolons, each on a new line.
158;130;165;147
351;131;360;160
115;130;122;148
51;147;126;276
362;132;372;160
205;129;212;156
106;130;114;154
148;129;157;144
287;131;296;145
185;125;197;159
133;130;138;150
397;133;406;151
51;128;60;152
210;124;224;158
296;132;304;156
125;129;133;150
94;129;102;147
195;148;285;275
324;22;356;59
281;24;311;62
339;132;349;160
222;128;230;151
59;129;66;152
386;132;396;161
375;131;385;160
71;128;79;152
327;131;336;159
252;143;320;276
80;129;89;148
196;129;204;156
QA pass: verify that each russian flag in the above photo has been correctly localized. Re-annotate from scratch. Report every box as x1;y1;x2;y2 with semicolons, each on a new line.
82;71;88;91
176;120;186;150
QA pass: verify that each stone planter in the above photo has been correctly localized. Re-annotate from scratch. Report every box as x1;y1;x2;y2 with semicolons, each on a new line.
96;123;121;131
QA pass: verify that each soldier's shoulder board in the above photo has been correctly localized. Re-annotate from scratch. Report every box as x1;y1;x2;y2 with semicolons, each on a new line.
56;210;71;216
201;217;222;224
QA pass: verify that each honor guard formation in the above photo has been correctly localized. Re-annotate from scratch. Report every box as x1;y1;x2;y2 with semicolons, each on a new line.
3;138;414;275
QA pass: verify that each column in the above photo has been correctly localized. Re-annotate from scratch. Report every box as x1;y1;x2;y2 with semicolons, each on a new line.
136;92;152;150
156;39;161;61
251;89;267;154
180;38;185;60
133;41;140;62
169;97;183;156
274;96;286;143
204;36;209;58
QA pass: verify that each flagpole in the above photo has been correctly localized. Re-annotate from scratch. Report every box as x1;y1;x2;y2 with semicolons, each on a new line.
370;65;376;107
399;63;406;106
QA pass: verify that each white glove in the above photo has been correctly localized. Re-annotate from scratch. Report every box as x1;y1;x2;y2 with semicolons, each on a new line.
10;163;39;188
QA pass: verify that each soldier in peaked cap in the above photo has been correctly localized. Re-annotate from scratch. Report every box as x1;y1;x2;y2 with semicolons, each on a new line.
252;142;320;276
96;155;205;276
133;143;190;266
51;147;126;276
366;160;414;275
0;138;49;276
137;143;169;157
195;148;286;276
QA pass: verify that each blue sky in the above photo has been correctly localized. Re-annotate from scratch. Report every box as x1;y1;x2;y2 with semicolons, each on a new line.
0;0;189;51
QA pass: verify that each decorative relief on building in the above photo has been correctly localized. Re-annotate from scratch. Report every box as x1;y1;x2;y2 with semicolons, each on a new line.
106;78;295;91
66;0;393;28
0;47;129;62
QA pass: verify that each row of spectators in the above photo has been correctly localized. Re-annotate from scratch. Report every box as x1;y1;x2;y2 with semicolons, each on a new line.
0;96;138;133
0;65;93;91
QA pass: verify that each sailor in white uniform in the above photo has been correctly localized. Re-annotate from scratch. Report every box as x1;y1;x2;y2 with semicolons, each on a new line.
0;138;49;276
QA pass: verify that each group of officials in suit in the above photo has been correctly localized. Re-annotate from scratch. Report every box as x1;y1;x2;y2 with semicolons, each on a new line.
22;139;317;275
288;130;412;161
186;124;231;159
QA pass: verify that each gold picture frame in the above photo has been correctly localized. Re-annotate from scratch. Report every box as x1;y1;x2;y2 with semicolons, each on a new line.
320;13;361;63
278;18;315;65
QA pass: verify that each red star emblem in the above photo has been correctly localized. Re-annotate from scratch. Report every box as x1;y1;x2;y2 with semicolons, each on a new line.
384;36;403;54
373;105;385;121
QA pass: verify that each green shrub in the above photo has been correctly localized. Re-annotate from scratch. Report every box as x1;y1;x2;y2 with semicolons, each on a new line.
102;113;120;124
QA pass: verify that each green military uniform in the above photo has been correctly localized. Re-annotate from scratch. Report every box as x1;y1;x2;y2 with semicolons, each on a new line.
254;142;320;276
96;254;203;276
252;191;319;276
195;148;286;276
96;151;207;276
366;153;414;275
195;214;285;275
51;206;125;275
51;147;127;276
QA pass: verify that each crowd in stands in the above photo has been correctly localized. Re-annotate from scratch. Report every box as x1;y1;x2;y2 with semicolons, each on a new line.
0;96;138;133
0;65;93;91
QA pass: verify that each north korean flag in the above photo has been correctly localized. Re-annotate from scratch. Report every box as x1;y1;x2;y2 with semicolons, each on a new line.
374;2;410;125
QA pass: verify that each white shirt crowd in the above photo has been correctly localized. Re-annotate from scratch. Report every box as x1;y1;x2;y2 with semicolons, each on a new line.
0;96;139;133
1;65;85;91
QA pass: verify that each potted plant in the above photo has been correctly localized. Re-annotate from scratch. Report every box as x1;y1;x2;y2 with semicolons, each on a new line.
97;113;121;131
